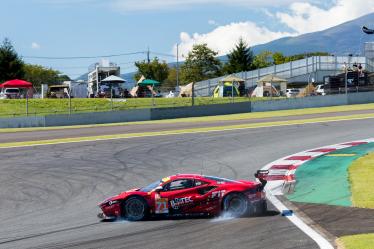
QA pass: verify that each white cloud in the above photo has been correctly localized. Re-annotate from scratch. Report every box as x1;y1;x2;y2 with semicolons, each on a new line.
174;0;374;57
112;0;308;12
276;0;374;34
174;22;294;58
31;42;41;49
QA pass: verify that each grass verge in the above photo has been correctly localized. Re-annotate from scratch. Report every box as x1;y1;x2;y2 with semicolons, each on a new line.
338;152;374;249
339;234;374;249
349;152;374;209
0;97;270;117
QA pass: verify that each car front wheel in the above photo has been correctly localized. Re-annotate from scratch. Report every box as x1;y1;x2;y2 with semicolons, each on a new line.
123;196;148;221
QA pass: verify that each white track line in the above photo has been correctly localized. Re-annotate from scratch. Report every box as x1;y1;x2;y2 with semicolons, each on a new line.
262;138;374;249
267;194;334;249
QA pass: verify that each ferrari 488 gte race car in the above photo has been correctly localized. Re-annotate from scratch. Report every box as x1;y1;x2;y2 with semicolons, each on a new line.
98;170;269;221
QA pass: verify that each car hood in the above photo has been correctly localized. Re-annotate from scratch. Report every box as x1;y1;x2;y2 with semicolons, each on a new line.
99;188;143;206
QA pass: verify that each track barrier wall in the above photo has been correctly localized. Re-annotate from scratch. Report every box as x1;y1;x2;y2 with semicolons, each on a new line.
1;92;374;128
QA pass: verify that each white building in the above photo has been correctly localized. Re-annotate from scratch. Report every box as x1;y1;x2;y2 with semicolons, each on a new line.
88;59;120;97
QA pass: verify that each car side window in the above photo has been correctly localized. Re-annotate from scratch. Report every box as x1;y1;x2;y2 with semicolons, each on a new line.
195;180;208;186
164;179;194;191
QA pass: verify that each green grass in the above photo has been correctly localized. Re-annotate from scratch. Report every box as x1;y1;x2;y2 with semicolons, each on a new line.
0;96;373;118
349;152;374;209
0;97;272;117
339;152;374;249
339;234;374;249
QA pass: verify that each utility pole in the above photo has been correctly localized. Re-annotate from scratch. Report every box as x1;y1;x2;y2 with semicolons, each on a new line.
147;46;150;64
176;43;179;89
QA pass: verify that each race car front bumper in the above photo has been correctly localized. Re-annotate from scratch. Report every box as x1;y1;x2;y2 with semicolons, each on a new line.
97;212;116;220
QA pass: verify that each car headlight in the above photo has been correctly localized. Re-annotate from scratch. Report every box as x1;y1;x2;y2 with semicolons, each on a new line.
107;200;119;206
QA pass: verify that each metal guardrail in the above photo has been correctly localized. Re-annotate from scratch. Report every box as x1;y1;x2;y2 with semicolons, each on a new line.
194;56;370;97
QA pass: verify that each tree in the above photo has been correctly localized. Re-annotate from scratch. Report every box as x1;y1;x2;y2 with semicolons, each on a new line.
272;52;286;65
223;38;253;74
0;38;25;82
252;51;273;69
180;44;222;83
134;57;169;84
57;74;71;83
23;64;62;88
162;66;178;90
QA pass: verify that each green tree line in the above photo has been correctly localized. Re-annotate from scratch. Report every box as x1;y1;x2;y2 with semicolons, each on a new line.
134;39;329;89
0;38;70;88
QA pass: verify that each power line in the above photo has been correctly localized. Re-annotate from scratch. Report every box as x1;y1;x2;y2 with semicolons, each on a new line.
22;50;176;60
150;51;175;58
22;51;147;60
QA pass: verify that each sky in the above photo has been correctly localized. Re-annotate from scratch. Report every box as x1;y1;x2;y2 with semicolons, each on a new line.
0;0;373;79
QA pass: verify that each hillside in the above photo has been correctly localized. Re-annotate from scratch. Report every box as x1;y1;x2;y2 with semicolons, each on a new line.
252;13;374;55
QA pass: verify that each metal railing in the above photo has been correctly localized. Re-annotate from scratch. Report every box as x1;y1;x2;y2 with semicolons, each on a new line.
194;56;369;97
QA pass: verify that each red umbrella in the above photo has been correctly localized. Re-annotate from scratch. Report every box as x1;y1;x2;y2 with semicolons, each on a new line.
0;79;33;88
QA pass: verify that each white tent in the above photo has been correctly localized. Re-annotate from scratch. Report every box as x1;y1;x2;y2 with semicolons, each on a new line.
101;75;126;83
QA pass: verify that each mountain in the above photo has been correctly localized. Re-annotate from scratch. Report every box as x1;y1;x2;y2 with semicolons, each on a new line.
76;13;374;82
251;13;374;55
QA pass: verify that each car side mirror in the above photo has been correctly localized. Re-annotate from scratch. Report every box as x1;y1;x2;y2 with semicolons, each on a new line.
154;186;163;192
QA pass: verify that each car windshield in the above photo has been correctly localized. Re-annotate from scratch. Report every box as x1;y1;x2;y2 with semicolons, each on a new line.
204;176;239;183
139;180;161;192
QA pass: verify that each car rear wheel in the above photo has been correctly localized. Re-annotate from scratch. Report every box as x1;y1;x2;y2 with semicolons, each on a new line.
223;193;249;217
123;196;148;221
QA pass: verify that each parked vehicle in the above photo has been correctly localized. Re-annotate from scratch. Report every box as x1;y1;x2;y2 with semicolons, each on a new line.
0;88;21;99
286;88;300;98
315;85;326;95
47;85;69;98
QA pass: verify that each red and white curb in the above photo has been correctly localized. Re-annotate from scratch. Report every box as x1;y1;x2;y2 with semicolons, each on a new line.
260;138;373;249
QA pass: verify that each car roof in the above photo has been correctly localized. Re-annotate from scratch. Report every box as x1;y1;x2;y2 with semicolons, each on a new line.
169;174;204;179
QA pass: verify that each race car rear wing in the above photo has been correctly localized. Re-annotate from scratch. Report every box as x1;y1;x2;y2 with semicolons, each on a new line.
254;170;269;191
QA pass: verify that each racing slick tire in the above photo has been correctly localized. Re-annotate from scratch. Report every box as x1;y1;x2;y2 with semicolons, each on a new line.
223;193;249;217
123;196;149;221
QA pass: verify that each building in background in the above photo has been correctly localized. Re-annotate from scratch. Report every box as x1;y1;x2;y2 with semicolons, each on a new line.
88;59;120;97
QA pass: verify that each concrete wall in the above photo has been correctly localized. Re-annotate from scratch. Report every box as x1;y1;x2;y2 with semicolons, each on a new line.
150;102;251;120
0;116;45;128
0;92;373;128
44;108;151;127
347;91;374;104
251;95;347;112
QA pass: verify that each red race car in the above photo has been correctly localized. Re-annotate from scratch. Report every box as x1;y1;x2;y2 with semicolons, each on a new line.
98;170;269;221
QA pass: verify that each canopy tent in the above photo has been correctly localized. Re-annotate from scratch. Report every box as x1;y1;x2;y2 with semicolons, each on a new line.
219;75;245;97
101;75;126;83
213;82;240;97
178;83;193;97
138;79;160;86
257;74;287;84
254;74;288;97
0;79;33;88
219;75;245;82
137;75;146;84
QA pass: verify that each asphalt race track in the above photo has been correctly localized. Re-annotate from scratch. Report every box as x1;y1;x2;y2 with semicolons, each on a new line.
1;117;374;249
